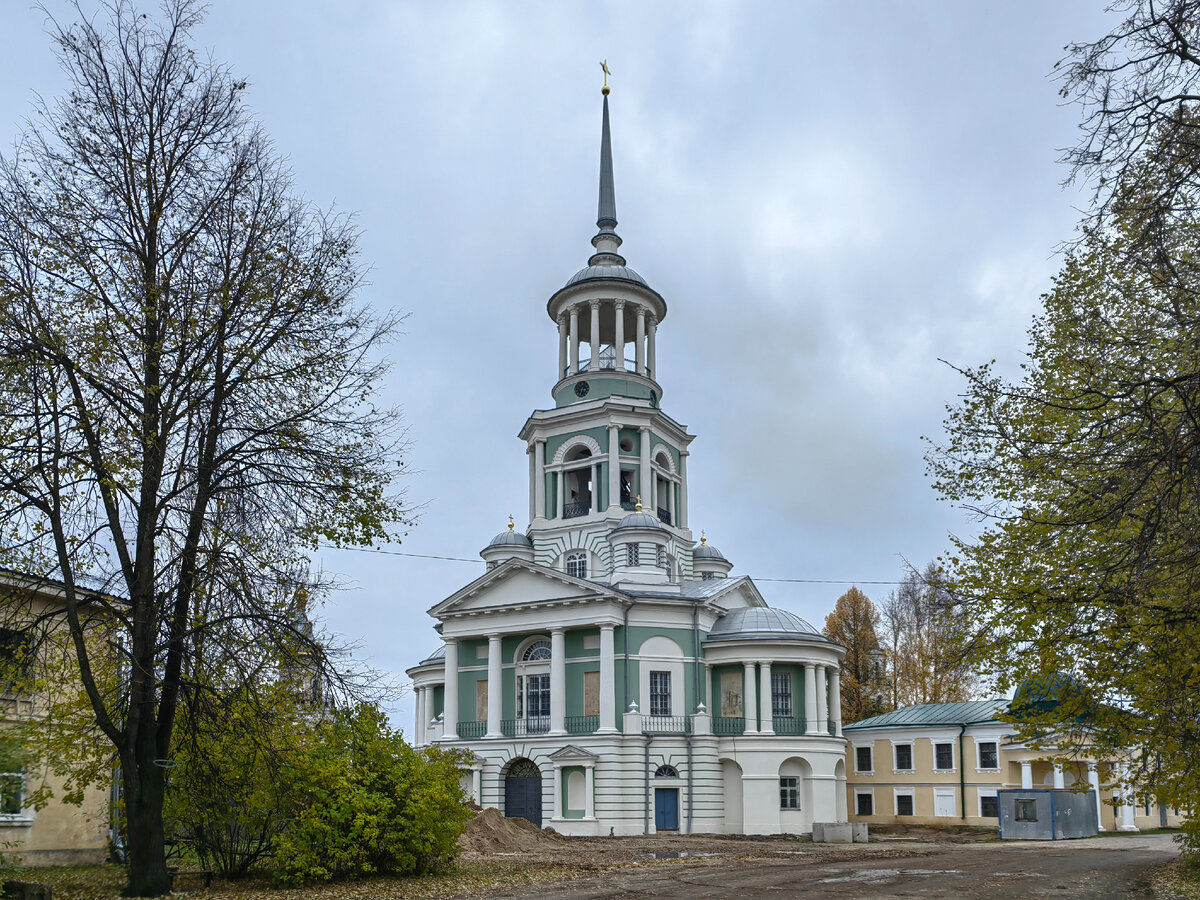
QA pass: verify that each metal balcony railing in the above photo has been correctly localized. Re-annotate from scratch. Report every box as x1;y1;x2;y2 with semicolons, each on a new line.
773;716;804;735
565;715;599;735
713;717;745;735
501;716;551;737
562;359;650;378
563;501;590;519
657;507;671;525
642;715;691;734
457;721;486;739
620;500;637;511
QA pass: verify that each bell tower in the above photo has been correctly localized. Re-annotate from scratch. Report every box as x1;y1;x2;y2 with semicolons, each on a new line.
518;80;696;583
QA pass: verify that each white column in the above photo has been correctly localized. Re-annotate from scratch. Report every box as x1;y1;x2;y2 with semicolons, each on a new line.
830;668;843;736
635;308;646;374
584;763;595;818
556;465;564;519
639;426;651;509
471;765;482;804
534;440;546;521
743;661;758;734
486;635;503;738
815;665;828;733
614;300;625;371
804;663;818;733
550;628;566;735
527;445;536;524
414;686;425;746
1118;762;1138;831
599;624;616;732
1020;760;1033;789
553;764;563;819
678;450;688;528
759;661;774;735
442;640;459;740
557;313;568;378
592;462;600;514
1053;762;1066;790
607;425;620;513
647;315;657;379
1088;763;1105;831
569;305;580;373
589;300;601;371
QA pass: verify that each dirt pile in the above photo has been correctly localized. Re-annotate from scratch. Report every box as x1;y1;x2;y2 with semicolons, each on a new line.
459;807;567;854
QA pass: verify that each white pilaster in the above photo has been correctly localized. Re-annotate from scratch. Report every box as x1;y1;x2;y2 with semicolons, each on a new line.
556;465;564;519
1088;763;1105;831
599;624;617;732
592;462;600;514
589;300;601;371
647;314;657;379
614;300;625;371
678;450;689;528
804;663;818;733
553;763;563;819
471;764;483;804
442;640;458;741
527;445;536;524
550;628;566;735
635;307;646;374
830;667;843;735
534;439;546;521
557;313;568;378
1020;760;1033;789
743;661;758;734
569;305;580;373
607;425;620;513
759;661;774;735
815;665;828;733
639;426;651;510
584;762;595;819
1053;762;1066;790
486;635;503;738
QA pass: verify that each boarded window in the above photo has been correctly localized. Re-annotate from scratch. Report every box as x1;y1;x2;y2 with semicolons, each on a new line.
476;681;488;722
583;671;600;717
720;671;743;718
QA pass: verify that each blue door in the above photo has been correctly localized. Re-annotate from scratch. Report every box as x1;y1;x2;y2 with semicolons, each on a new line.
655;788;679;831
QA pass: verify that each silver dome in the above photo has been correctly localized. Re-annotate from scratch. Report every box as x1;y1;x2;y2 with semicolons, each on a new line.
418;646;446;665
692;542;727;561
565;264;648;289
486;529;533;548
706;607;826;643
613;511;665;532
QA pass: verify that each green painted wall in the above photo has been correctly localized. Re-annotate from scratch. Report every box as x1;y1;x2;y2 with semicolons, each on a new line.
502;666;516;721
565;660;600;717
564;630;599;658
554;377;655;408
561;766;584;818
432;684;444;718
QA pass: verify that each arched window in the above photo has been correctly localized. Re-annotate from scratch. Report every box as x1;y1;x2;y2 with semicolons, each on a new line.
523;640;551;661
655;764;679;778
566;551;587;579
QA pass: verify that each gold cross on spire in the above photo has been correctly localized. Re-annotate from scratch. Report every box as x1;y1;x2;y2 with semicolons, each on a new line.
507;515;515;532
600;59;611;95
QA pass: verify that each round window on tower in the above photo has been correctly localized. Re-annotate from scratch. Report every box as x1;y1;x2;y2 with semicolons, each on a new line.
574;381;590;398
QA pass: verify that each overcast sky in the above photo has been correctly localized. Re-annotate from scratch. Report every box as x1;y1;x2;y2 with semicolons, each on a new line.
0;1;1118;728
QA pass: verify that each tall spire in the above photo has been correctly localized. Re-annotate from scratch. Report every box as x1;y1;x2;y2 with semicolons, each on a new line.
591;62;624;264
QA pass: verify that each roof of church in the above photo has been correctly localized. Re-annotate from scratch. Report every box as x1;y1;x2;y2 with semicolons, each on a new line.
415;645;446;667
613;510;665;532
705;606;827;643
692;542;727;561
564;263;649;289
485;529;533;548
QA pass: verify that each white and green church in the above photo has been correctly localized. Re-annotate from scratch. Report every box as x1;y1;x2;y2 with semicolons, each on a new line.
406;87;848;836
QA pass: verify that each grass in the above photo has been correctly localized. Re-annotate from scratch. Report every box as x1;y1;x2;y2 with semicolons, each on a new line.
10;859;600;900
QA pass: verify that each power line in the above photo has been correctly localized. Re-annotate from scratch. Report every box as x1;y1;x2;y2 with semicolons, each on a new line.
322;544;904;585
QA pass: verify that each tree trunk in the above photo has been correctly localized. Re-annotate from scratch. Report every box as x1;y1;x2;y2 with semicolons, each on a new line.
123;761;171;897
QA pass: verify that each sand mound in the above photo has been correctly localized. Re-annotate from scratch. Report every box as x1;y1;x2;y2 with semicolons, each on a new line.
459;806;567;853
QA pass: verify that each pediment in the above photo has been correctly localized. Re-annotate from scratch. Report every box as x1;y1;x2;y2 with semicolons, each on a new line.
706;576;767;611
547;744;599;761
429;559;626;618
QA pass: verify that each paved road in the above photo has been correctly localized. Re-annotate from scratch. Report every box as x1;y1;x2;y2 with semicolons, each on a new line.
475;834;1179;899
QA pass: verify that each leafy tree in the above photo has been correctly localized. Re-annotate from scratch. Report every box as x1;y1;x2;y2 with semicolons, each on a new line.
879;564;976;708
270;705;472;886
822;587;887;725
0;2;409;894
926;199;1200;849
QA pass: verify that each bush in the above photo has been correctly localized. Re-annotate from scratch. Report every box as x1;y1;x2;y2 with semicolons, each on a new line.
270;704;472;885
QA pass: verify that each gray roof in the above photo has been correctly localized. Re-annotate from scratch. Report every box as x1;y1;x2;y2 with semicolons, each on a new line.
705;606;826;643
417;645;446;666
485;529;533;549
565;263;648;289
613;510;665;532
597;92;617;231
614;576;742;601
692;542;728;561
843;700;1008;732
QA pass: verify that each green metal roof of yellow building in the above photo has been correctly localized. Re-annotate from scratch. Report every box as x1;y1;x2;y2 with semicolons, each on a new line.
843;699;1009;731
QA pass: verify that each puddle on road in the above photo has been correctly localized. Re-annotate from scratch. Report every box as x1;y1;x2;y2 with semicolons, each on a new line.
817;868;965;885
647;852;727;859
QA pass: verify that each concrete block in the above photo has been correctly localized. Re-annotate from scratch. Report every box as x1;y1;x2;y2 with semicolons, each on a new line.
852;822;869;843
811;822;824;842
814;822;852;843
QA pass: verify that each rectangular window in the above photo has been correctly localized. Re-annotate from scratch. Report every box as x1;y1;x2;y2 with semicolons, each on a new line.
626;544;640;567
895;791;914;816
856;792;874;816
979;791;999;818
650;670;671;717
1015;798;1038;822
978;741;998;769
779;776;799;809
934;742;954;770
0;775;22;816
566;552;587;579
0;629;31;695
855;745;873;773
894;743;913;771
771;672;792;718
526;673;550;722
583;671;600;717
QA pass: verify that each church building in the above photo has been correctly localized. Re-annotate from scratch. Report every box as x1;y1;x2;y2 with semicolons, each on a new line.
406;84;848;836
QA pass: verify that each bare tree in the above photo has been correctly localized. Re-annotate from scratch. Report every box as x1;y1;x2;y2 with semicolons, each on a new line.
0;2;409;894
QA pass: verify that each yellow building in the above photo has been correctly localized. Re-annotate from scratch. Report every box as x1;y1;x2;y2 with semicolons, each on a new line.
842;700;1186;832
0;570;111;865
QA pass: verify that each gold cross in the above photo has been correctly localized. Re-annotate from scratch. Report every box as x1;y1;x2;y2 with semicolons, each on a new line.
600;60;612;94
